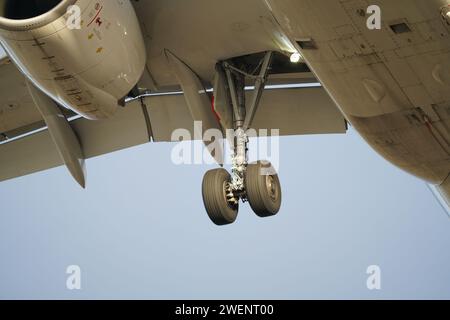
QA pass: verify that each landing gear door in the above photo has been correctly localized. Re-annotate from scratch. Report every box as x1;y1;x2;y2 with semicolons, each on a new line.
213;65;234;131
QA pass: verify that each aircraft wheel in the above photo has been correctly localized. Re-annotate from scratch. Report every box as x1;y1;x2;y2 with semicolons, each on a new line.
202;168;239;225
245;161;282;217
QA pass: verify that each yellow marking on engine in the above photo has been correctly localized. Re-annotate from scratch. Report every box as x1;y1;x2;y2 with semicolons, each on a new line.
96;47;103;53
88;33;94;40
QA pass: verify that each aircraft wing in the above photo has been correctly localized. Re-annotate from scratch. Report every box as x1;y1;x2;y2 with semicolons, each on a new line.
0;57;46;143
0;63;346;183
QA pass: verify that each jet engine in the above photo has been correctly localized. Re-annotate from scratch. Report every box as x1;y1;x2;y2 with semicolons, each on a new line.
0;0;146;120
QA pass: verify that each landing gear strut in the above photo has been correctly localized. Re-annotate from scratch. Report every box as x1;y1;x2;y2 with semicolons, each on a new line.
202;52;282;226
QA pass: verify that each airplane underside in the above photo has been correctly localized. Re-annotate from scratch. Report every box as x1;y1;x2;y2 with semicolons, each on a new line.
266;0;450;210
0;0;449;224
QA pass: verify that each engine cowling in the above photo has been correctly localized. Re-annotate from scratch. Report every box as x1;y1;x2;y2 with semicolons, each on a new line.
0;0;146;120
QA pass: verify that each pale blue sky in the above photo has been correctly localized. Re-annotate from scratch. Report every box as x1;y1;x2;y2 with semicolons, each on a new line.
0;128;449;299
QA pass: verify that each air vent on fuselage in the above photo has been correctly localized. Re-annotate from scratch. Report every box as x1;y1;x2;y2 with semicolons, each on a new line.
296;39;317;50
390;22;412;34
0;0;63;20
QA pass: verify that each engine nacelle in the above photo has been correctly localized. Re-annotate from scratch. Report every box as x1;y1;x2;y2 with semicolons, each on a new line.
0;0;146;120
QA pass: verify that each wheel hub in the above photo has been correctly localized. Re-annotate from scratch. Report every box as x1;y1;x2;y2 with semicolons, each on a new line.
224;181;239;207
266;175;278;202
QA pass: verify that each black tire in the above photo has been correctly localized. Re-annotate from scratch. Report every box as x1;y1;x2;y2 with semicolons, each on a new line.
202;168;239;225
245;161;282;217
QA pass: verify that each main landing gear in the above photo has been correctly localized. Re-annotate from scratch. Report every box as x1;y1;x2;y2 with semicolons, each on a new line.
201;52;282;226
